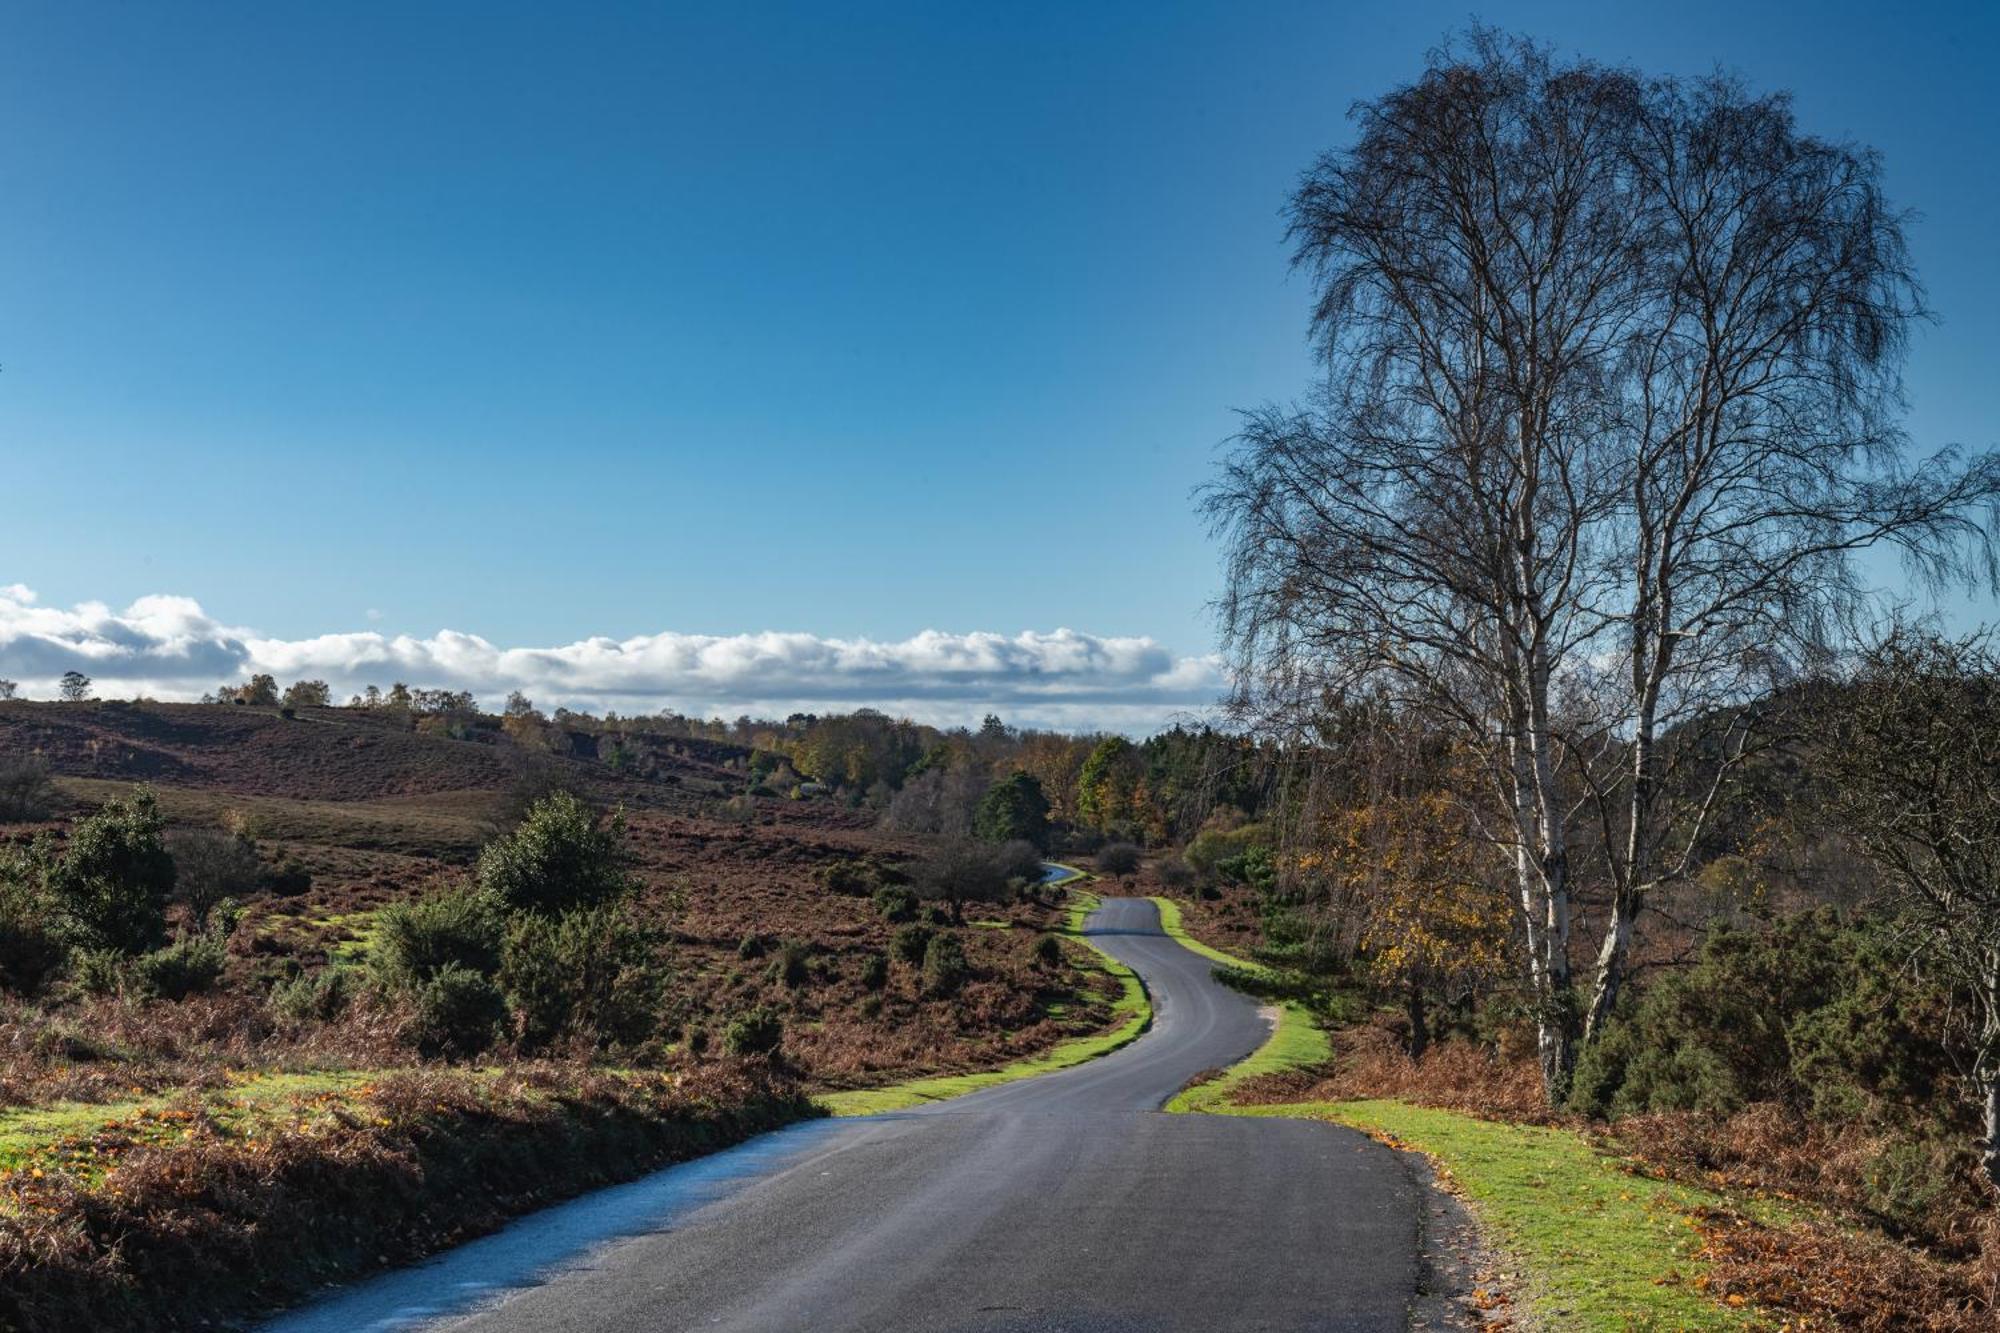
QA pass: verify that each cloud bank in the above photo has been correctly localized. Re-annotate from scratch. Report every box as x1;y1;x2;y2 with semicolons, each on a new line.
0;587;1224;734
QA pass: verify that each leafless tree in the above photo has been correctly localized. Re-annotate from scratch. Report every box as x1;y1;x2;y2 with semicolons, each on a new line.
1823;631;2000;1188
1205;29;2000;1099
884;767;988;840
166;827;262;929
1575;72;2000;1042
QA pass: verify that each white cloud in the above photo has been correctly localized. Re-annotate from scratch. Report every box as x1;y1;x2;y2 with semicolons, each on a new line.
0;588;1224;733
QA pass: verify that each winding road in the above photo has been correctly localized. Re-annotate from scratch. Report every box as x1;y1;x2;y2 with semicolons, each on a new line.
266;896;1421;1332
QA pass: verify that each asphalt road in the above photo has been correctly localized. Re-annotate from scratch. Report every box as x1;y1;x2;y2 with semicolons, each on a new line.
266;896;1420;1333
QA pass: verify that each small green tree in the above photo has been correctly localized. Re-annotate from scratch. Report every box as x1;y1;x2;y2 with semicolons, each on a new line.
974;772;1050;849
44;790;175;954
57;671;91;702
476;792;629;916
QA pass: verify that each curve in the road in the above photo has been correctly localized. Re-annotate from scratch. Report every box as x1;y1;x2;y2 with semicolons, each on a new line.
264;896;1420;1333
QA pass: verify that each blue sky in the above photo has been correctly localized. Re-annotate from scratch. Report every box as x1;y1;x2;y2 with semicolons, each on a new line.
0;1;1995;726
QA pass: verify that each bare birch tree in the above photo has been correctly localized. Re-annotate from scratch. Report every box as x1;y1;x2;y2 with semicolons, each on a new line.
1206;29;2000;1101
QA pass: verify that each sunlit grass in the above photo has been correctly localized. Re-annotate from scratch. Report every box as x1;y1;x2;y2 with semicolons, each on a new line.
1221;1099;1764;1330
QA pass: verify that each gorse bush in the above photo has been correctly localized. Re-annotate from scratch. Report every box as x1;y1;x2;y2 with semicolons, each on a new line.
873;885;918;923
369;889;504;992
922;932;968;996
477;792;628;916
269;966;355;1023
1568;911;1954;1127
859;952;889;990
499;906;668;1053
0;857;65;994
890;923;933;966
133;933;229;1000
816;860;878;896
1033;933;1063;969
43;790;176;955
723;1005;783;1057
410;963;507;1059
69;947;128;998
764;941;809;989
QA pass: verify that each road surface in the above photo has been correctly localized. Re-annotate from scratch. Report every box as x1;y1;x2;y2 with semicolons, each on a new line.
266;897;1421;1332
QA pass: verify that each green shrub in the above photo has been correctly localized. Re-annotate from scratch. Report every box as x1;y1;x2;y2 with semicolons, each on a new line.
0;862;65;994
737;933;767;959
269;966;355;1023
369;889;504;992
476;792;628;916
890;923;933;965
859;953;889;990
873;885;919;923
44;790;175;955
1032;933;1063;969
499;906;668;1053
1567;911;1954;1129
1859;1135;1972;1241
409;963;507;1059
922;932;968;996
764;941;809;988
817;860;878;896
70;947;128;997
723;1005;783;1057
1156;858;1196;892
133;933;229;1000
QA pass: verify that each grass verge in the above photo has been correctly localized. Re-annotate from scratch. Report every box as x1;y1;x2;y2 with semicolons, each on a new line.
0;1063;815;1333
1216;1099;1771;1329
1148;897;1330;1113
816;888;1150;1116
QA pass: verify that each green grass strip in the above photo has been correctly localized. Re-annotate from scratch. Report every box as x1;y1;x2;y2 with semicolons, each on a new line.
0;1069;379;1178
817;889;1150;1116
1147;896;1330;1111
1219;1099;1758;1330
